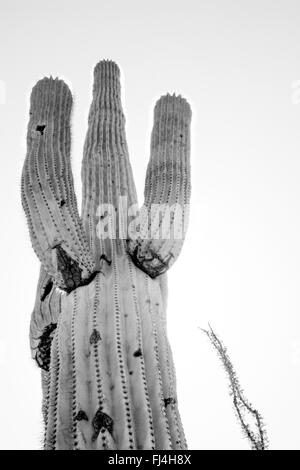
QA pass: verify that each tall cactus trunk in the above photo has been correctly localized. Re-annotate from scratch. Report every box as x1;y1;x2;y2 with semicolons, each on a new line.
22;60;191;450
45;258;186;450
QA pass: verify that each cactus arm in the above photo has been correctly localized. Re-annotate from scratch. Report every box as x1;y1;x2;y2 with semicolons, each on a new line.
81;60;138;265
127;94;191;278
21;78;96;291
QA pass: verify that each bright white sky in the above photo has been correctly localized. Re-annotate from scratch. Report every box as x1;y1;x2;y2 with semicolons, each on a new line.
0;0;300;450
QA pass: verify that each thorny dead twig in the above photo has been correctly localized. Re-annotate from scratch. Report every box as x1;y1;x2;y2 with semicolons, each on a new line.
201;324;268;450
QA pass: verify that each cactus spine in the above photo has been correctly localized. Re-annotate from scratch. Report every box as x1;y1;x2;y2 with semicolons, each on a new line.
22;60;191;450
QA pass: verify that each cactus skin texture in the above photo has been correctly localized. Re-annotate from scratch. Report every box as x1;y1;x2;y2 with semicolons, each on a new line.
22;60;191;450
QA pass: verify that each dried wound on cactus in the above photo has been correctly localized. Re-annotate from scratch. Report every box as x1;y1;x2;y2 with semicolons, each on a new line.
23;60;192;450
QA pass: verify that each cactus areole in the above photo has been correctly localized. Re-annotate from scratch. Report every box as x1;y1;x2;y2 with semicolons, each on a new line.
22;60;191;450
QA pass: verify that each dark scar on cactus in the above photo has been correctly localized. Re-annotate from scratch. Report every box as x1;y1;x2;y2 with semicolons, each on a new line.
75;410;89;422
127;241;174;278
164;397;177;407
35;323;57;371
90;329;101;345
99;254;112;266
91;409;114;442
53;244;99;293
40;280;53;302
60;199;66;207
36;124;46;135
133;348;142;357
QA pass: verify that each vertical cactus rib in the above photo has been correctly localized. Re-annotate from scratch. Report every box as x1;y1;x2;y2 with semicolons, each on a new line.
154;288;187;449
70;290;79;450
71;287;97;449
89;274;110;450
126;256;155;449
138;274;173;449
44;330;60;450
81;60;138;264
21;77;96;291
55;299;74;450
41;369;51;447
165;343;187;449
127;94;191;278
111;248;136;449
158;273;168;312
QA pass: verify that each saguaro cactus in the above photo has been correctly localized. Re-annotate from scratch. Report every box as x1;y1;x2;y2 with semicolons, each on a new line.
22;60;191;450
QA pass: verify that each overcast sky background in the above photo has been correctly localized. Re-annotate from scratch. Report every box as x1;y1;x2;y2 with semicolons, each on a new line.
0;0;300;450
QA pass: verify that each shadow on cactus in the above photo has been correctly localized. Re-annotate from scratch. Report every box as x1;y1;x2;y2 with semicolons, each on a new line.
22;60;192;450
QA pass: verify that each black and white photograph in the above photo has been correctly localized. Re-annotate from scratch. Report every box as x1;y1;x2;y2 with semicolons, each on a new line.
0;0;299;454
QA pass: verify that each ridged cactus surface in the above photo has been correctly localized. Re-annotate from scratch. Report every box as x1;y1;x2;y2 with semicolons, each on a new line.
22;60;191;450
